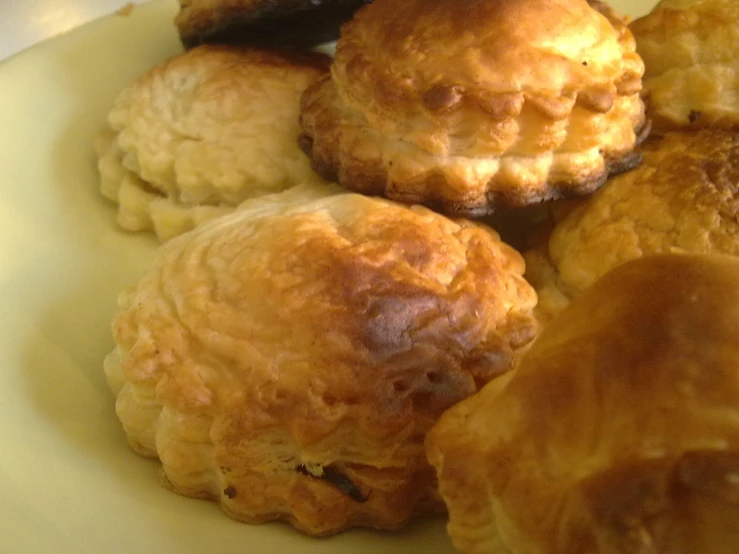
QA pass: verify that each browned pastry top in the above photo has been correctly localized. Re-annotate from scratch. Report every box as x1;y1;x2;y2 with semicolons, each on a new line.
428;253;739;554
299;0;646;215
631;0;739;129
335;0;643;123
176;0;371;48
106;190;538;535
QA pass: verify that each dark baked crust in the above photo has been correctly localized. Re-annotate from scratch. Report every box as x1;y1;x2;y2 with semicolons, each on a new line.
176;0;372;48
97;45;332;240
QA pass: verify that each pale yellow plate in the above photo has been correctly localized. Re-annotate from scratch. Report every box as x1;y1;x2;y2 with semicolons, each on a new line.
0;0;656;552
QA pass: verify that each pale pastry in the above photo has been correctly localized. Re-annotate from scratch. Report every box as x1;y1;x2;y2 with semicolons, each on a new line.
524;129;739;324
299;0;647;216
97;45;331;241
175;0;371;48
104;189;538;535
631;0;739;129
428;253;739;554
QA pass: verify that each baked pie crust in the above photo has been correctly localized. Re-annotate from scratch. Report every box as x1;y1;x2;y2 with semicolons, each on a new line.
105;190;538;535
97;45;330;240
429;253;739;554
299;0;647;216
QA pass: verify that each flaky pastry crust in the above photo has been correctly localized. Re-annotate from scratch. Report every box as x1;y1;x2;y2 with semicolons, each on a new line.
98;45;330;240
176;0;371;48
299;0;646;216
104;190;538;535
428;253;739;554
631;0;739;129
524;129;739;324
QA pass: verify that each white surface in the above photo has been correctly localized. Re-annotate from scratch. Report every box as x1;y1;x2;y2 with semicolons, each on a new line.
0;0;146;61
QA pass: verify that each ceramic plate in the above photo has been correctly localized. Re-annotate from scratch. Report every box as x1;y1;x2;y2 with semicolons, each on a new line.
0;0;656;551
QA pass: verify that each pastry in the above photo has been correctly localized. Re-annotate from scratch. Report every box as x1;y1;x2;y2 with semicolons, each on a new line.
299;0;647;216
104;188;538;535
524;129;739;324
175;0;372;49
97;45;331;241
428;253;739;554
631;0;739;130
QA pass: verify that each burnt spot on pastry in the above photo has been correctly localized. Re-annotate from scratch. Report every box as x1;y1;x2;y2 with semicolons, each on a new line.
223;486;237;499
297;465;368;503
689;110;703;124
605;151;643;177
360;295;436;356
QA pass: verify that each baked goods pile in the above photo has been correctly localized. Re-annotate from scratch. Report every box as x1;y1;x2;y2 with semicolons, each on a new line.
96;0;739;549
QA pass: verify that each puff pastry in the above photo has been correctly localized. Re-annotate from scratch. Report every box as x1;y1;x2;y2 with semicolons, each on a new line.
631;0;739;129
524;129;739;324
104;189;538;535
299;0;647;216
97;45;330;241
175;0;371;48
428;253;739;554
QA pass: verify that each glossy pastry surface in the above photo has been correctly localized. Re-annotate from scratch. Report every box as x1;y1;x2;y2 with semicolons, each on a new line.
428;253;739;554
300;0;646;215
105;189;538;535
524;129;739;323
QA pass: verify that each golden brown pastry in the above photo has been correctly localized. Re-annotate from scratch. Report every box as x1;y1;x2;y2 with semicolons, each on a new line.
428;253;739;554
299;0;647;216
97;45;331;241
104;188;538;535
631;0;739;130
524;129;739;324
175;0;371;49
